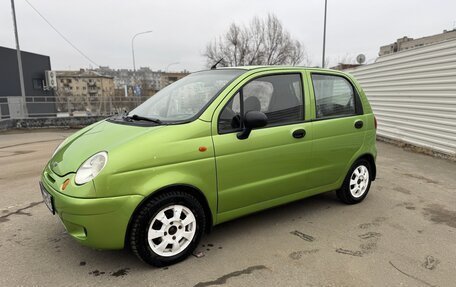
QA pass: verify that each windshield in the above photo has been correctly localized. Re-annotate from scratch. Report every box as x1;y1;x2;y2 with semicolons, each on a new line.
128;70;244;122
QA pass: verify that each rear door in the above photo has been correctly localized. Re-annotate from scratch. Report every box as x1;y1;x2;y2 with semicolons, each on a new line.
306;71;366;189
212;71;313;219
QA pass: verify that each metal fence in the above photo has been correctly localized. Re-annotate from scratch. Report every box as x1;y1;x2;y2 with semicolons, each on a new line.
347;38;456;157
0;95;151;119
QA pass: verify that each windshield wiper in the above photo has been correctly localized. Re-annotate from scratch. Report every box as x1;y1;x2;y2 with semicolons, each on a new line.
126;114;162;124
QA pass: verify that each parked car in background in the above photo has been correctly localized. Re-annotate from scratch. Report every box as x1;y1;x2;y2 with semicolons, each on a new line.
40;66;377;266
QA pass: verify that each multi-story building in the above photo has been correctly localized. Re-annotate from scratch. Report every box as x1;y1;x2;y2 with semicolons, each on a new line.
55;69;115;115
93;67;189;96
379;29;456;56
95;66;161;94
160;71;189;89
0;46;55;118
56;69;114;98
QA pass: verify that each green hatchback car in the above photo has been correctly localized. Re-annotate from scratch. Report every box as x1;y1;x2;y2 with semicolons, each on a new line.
40;66;377;266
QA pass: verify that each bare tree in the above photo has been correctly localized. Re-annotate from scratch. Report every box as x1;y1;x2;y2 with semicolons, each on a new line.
205;14;307;67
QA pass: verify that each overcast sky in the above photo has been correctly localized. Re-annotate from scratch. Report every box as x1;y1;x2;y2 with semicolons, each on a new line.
1;0;455;71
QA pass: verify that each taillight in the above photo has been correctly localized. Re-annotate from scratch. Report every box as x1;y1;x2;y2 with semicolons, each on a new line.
374;116;378;129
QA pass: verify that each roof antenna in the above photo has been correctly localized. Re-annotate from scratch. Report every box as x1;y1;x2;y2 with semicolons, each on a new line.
210;58;224;70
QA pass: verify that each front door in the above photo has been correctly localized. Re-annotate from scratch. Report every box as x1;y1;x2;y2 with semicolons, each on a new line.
212;72;313;220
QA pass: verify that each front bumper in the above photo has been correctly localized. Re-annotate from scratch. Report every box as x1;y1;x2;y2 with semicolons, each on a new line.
40;172;143;250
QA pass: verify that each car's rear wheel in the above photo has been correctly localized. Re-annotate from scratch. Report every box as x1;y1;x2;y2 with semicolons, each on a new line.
336;159;372;204
130;191;206;267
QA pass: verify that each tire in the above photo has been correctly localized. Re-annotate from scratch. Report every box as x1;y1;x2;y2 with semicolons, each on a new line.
336;159;372;204
130;191;206;267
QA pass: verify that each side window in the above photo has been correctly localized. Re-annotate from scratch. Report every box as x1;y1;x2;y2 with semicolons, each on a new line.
312;74;356;118
243;80;274;113
218;74;304;133
219;92;242;133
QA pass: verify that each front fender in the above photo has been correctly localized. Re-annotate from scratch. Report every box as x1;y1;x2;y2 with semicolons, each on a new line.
98;157;218;223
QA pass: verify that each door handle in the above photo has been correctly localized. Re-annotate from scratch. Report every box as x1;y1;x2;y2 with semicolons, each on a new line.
354;120;364;129
292;129;306;139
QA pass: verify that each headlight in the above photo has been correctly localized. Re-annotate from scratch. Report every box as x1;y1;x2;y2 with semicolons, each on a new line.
75;152;108;185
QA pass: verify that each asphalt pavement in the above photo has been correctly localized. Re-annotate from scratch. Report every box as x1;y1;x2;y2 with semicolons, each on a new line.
1;129;455;287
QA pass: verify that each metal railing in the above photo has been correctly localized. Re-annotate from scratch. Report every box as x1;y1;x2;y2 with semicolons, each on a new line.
0;95;151;119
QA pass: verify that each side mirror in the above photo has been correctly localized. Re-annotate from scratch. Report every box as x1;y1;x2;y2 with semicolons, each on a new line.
237;111;268;140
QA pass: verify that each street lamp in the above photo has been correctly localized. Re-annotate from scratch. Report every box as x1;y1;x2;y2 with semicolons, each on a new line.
322;0;328;68
131;30;153;72
165;62;180;72
130;30;152;99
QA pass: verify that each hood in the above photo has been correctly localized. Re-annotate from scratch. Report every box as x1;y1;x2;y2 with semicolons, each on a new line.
50;120;163;176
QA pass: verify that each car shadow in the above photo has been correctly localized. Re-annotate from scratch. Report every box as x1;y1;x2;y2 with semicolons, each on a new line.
54;190;344;272
207;190;341;236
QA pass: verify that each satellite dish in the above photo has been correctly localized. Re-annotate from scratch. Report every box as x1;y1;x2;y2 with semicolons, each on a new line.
356;54;366;64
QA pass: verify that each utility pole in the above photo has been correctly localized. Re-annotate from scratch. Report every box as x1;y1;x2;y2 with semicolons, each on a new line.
10;0;28;117
322;0;328;68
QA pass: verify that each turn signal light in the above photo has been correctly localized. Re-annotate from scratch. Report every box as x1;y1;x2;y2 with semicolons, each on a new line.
61;179;70;191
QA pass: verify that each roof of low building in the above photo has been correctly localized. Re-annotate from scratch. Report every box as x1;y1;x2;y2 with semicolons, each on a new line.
55;69;113;79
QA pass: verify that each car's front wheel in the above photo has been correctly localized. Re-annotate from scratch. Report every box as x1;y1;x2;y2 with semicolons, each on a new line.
336;159;372;204
130;191;206;267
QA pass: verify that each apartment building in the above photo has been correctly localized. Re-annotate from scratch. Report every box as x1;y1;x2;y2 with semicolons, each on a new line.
379;29;456;56
56;69;114;97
